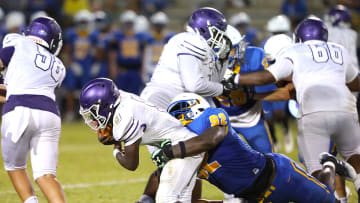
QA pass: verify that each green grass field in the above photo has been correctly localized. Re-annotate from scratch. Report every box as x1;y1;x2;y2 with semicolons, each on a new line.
0;120;357;202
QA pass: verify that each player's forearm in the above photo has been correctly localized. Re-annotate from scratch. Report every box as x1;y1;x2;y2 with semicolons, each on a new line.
255;84;294;101
347;76;360;92
114;139;141;171
172;126;226;158
188;80;223;97
237;70;276;86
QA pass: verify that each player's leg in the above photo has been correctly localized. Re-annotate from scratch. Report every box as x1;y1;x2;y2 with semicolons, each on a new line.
138;169;160;203
264;153;336;203
297;112;335;187
1;108;38;202
272;101;294;153
235;118;274;153
334;176;348;203
156;154;204;202
31;110;65;203
332;112;360;202
7;170;38;203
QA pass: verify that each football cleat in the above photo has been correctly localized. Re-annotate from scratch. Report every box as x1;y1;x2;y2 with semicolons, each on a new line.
319;152;356;181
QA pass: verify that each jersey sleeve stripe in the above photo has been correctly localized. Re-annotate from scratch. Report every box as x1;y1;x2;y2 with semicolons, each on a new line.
124;120;139;142
177;53;202;60
181;45;206;57
184;40;206;52
285;57;294;64
121;118;134;140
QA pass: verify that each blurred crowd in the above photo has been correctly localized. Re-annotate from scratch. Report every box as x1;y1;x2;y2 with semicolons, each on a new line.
0;0;359;121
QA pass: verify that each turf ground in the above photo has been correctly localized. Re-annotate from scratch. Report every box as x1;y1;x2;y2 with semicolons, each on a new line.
0;120;357;202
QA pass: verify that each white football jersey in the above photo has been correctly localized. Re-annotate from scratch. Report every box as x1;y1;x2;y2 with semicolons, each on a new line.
268;40;358;116
2;33;66;100
112;90;198;147
140;32;226;109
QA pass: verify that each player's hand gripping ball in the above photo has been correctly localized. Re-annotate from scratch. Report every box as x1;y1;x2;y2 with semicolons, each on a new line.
97;125;116;145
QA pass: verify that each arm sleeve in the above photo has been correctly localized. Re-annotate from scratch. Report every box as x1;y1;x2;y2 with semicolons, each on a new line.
112;110;143;146
178;54;223;97
267;57;294;82
0;46;15;67
2;33;21;48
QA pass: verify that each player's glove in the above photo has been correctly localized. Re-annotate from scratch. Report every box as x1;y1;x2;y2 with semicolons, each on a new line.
151;140;174;168
221;73;239;97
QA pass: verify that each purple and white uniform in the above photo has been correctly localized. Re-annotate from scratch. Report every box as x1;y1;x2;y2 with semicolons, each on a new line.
112;90;204;203
140;31;227;110
1;33;66;180
267;40;360;173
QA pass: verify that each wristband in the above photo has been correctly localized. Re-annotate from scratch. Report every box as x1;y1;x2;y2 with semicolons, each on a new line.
234;74;240;85
113;148;120;158
179;141;186;158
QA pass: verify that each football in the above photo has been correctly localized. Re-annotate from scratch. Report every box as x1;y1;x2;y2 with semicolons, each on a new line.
97;125;116;145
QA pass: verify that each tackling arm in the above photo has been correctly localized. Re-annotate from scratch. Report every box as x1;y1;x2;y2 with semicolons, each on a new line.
236;70;276;86
253;83;295;101
172;126;226;158
347;75;360;92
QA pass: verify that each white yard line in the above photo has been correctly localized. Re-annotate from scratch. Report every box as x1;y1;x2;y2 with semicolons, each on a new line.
0;177;147;195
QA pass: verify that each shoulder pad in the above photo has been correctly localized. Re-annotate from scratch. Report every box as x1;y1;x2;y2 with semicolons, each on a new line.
112;104;141;143
244;46;266;72
3;33;22;47
205;107;229;127
179;32;208;60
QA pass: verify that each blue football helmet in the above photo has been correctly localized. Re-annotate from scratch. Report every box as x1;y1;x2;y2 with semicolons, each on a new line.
295;16;328;43
79;78;120;130
24;16;63;56
167;93;210;126
188;7;228;51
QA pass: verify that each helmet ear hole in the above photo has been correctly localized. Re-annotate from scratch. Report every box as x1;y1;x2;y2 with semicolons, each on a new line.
200;28;206;34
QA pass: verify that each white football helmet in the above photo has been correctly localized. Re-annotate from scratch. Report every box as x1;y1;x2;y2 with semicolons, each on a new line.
120;10;137;23
150;11;168;25
264;34;293;62
266;15;291;33
167;93;210;126
5;11;25;31
134;15;149;32
226;25;245;69
229;12;251;26
30;10;48;22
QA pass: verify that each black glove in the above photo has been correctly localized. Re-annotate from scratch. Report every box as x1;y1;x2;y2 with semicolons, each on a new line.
151;140;174;168
221;73;238;97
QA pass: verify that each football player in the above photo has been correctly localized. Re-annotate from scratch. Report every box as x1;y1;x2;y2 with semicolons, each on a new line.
138;7;232;202
0;17;66;203
152;93;352;202
106;10;150;95
142;11;175;83
228;16;360;202
79;78;204;203
262;14;294;153
214;25;280;154
140;7;232;111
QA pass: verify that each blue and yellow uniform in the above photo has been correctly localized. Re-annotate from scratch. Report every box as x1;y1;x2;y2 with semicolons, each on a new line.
187;107;335;202
106;30;152;94
62;28;108;91
214;46;276;153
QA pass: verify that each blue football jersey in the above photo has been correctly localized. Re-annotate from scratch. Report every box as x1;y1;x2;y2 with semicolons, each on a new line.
214;46;277;116
108;30;152;70
187;107;267;194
